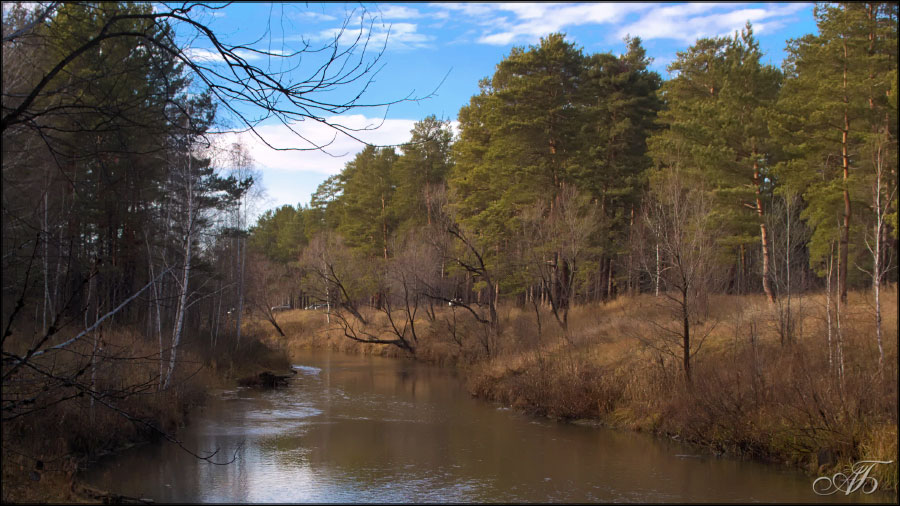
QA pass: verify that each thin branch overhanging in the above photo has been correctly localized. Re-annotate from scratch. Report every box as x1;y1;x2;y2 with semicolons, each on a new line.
2;3;444;154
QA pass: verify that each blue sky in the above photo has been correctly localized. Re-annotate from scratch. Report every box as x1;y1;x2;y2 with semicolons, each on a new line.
184;2;818;219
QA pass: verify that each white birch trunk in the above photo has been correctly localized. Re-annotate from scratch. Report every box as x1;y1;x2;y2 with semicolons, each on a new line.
871;142;887;376
163;138;195;391
825;243;834;373
655;242;660;297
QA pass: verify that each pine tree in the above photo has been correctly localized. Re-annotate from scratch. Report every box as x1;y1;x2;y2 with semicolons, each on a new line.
649;25;782;302
773;3;896;301
580;36;661;299
391;115;454;233
337;145;398;259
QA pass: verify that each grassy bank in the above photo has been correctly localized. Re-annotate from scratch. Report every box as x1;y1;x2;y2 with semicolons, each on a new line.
1;328;291;503
264;287;898;493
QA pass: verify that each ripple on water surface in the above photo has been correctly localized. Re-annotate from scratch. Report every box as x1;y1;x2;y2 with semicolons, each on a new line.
291;364;322;376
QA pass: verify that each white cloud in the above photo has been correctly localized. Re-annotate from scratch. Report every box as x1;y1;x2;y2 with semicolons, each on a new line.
475;6;621;45
183;47;221;63
385;23;432;48
434;3;500;18
184;47;291;65
215;115;420;176
377;5;423;20
432;2;809;47
479;31;518;46
446;3;651;45
312;18;433;51
616;3;809;43
232;49;265;61
292;10;337;22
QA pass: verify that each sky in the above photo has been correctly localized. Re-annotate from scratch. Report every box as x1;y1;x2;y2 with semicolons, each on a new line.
181;2;819;219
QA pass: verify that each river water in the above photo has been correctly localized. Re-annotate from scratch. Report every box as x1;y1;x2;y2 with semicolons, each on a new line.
81;349;892;503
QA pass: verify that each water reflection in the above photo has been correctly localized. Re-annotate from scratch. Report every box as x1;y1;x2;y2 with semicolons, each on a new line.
82;350;893;503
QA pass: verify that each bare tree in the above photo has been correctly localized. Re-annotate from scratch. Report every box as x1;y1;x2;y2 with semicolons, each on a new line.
375;231;446;354
301;231;372;325
407;189;500;357
858;127;897;376
639;169;723;385
767;189;813;346
245;253;292;338
218;141;261;350
162;109;207;390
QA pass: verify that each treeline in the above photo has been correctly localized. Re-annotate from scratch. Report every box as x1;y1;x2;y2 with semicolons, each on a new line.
250;4;897;374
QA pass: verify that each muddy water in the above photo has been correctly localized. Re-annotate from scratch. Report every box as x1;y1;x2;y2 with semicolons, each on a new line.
81;349;892;502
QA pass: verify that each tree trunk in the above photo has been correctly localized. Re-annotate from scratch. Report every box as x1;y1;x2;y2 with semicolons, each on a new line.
235;235;246;351
488;280;499;355
607;258;615;300
551;251;560;305
655;243;660;296
89;297;101;423
754;158;776;303
682;289;691;385
839;40;851;303
164;147;195;390
872;134;886;375
785;192;793;342
212;280;222;349
874;244;883;375
267;313;286;337
825;242;835;372
835;278;846;396
42;190;50;335
628;205;636;296
381;193;388;260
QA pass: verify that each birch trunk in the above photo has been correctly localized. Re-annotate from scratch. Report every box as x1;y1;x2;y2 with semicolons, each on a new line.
825;242;835;372
163;141;195;391
655;242;660;296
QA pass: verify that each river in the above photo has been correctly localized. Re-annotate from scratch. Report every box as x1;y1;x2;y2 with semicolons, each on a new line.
81;349;892;503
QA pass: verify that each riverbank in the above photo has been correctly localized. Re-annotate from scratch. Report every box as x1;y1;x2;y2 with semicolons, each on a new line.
263;287;898;495
1;330;292;503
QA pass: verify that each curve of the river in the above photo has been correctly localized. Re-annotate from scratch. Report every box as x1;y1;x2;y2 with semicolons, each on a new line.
81;349;893;503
